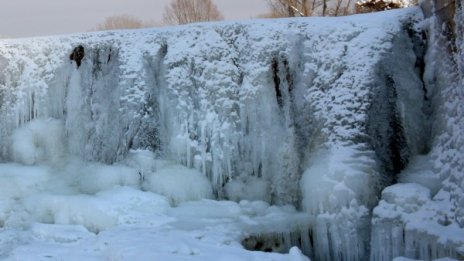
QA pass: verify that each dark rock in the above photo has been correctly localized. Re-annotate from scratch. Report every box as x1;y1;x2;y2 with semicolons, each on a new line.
69;45;85;68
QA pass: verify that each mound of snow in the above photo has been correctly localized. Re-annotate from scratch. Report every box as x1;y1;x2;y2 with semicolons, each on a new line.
123;149;159;174
381;183;431;210
11;118;64;165
398;155;441;195
144;162;213;205
224;176;269;202
24;187;171;232
65;159;141;194
301;147;375;214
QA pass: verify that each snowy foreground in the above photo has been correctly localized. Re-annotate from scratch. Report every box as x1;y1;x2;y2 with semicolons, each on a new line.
0;157;309;260
0;6;463;261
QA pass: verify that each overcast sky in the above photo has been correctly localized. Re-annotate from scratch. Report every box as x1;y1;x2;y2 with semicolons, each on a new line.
0;0;270;38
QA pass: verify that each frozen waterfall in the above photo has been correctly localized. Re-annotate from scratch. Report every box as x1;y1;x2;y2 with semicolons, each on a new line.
0;5;462;261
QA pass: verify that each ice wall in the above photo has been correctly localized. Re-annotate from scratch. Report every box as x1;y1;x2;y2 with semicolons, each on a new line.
370;1;464;260
0;7;439;260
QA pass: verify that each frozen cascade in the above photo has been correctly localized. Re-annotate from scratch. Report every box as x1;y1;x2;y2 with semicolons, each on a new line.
370;1;464;260
0;10;423;204
0;6;460;261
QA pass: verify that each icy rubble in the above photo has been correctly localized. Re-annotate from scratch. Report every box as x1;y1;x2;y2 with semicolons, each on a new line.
0;5;461;261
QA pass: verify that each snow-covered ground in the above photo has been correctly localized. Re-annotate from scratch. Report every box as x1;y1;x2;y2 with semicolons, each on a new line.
0;158;310;260
0;5;462;261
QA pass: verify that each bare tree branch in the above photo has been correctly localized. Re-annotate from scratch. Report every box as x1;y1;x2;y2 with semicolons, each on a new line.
266;0;355;17
95;14;148;31
163;0;224;25
355;0;416;13
268;0;314;17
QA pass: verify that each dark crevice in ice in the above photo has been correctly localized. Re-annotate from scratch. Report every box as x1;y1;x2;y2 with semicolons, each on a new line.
69;45;85;68
241;230;312;258
272;56;294;109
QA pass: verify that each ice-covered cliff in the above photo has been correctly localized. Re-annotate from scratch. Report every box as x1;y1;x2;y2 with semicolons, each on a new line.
0;5;462;261
370;1;464;260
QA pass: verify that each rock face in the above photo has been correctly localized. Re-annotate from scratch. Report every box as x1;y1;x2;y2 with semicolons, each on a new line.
421;0;455;20
0;7;461;260
421;0;456;41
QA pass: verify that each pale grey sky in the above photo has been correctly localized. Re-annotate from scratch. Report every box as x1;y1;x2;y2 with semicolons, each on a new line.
0;0;270;38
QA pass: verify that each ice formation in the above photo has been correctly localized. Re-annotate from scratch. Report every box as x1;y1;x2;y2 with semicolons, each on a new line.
0;2;462;261
369;1;464;260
